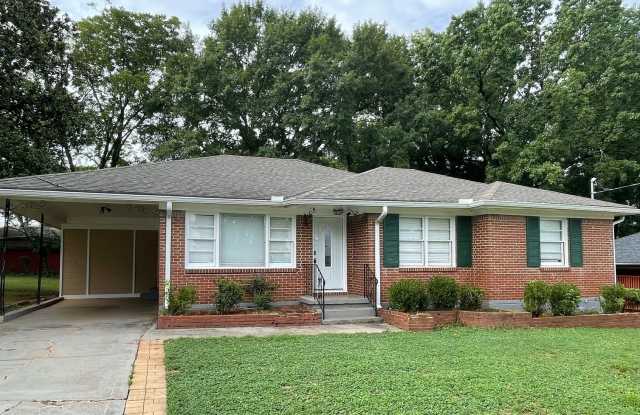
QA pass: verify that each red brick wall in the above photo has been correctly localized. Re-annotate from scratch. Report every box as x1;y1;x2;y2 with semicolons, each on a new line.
347;214;375;296
379;214;614;302
159;211;313;305
159;210;614;307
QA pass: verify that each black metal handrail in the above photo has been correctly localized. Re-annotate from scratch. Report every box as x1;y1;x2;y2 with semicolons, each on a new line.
313;259;326;319
363;264;377;315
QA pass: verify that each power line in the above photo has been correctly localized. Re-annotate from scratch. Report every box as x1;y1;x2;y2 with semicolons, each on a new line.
590;177;640;199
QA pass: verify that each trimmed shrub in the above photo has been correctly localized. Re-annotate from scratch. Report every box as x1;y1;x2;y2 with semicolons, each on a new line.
167;285;196;315
216;279;243;313
388;279;428;312
246;276;276;310
523;281;550;317
458;284;485;310
600;284;626;314
625;288;640;305
549;282;581;316
426;276;459;310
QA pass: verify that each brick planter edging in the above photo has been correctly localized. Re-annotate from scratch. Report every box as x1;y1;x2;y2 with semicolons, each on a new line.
381;309;640;331
379;309;456;331
157;310;321;329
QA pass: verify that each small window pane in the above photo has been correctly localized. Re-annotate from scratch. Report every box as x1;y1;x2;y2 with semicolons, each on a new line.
428;241;451;264
428;218;450;241
400;241;423;265
187;214;215;266
190;214;214;227
190;227;214;239
400;218;423;241
324;228;331;267
269;217;293;266
270;229;291;241
220;214;265;267
541;242;563;263
189;251;215;264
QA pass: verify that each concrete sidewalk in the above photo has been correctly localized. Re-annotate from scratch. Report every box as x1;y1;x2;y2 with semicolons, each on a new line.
144;322;398;341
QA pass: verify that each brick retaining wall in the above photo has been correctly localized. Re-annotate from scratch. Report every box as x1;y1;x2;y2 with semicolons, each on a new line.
382;309;640;330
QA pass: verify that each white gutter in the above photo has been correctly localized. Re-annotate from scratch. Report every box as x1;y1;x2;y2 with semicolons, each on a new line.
1;187;639;215
164;201;173;309
374;206;388;309
612;216;626;285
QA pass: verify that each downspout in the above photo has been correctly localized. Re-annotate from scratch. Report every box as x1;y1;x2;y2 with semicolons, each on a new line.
164;201;173;309
612;216;625;285
374;206;388;309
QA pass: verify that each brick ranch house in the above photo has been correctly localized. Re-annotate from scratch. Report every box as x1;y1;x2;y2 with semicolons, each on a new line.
0;155;637;318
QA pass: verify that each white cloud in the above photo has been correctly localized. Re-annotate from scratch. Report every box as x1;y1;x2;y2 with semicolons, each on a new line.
51;0;640;38
51;0;478;37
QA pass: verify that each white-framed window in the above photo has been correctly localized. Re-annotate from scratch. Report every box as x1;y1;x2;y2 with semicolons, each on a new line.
399;216;455;267
185;212;296;269
540;218;568;267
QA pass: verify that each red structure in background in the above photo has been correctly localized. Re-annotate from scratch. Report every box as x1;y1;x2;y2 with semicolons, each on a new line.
4;250;60;275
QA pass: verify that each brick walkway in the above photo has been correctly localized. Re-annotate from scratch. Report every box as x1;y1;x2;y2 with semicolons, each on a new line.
125;340;167;415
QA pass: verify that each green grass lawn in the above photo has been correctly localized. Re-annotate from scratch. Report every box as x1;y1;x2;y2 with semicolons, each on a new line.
4;274;59;310
165;328;640;415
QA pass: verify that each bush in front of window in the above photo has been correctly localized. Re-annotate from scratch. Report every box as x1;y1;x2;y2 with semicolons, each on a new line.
216;279;243;314
523;281;550;317
549;282;581;316
625;288;640;305
246;276;276;310
458;284;485;310
600;284;627;313
426;276;459;310
167;285;197;315
388;279;429;312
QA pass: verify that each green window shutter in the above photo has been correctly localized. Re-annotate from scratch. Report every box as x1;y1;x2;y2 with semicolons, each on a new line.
383;214;399;268
456;216;473;267
526;217;541;267
569;218;583;267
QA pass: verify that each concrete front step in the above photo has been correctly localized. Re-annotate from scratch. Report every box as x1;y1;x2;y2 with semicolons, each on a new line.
324;305;376;320
299;295;370;306
322;316;384;325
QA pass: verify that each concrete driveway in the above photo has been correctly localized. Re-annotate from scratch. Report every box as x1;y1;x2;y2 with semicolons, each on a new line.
0;299;157;415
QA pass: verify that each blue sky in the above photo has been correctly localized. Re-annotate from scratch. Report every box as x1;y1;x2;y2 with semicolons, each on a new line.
51;0;493;37
52;0;640;37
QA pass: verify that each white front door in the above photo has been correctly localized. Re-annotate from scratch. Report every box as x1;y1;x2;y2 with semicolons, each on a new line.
313;216;345;291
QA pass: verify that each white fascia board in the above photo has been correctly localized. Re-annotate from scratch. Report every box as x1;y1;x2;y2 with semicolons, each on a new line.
0;188;285;206
470;200;640;216
288;197;639;215
2;188;638;216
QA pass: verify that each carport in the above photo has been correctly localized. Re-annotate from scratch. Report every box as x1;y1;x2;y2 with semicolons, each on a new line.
0;196;161;319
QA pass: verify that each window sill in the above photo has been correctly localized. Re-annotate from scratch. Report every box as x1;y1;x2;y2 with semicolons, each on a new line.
539;267;571;272
398;266;459;272
185;267;298;274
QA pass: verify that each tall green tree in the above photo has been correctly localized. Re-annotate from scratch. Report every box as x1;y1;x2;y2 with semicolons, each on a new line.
0;0;82;177
488;0;640;201
72;7;193;168
400;0;552;181
148;2;346;162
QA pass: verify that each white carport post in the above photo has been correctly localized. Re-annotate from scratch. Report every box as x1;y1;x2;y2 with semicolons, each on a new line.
163;201;173;309
374;206;388;309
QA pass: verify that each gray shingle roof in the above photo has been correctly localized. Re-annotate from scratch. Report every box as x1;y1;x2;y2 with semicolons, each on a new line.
0;155;354;200
616;232;640;265
293;167;488;203
292;166;632;210
0;156;636;213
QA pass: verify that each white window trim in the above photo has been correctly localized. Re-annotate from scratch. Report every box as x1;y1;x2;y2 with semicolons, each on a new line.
399;216;456;268
539;217;569;268
185;212;296;269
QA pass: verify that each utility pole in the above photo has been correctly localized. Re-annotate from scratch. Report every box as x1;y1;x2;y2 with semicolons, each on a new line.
590;177;597;199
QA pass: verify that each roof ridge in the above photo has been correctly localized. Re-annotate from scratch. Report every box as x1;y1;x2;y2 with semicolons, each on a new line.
288;167;383;199
477;181;502;200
